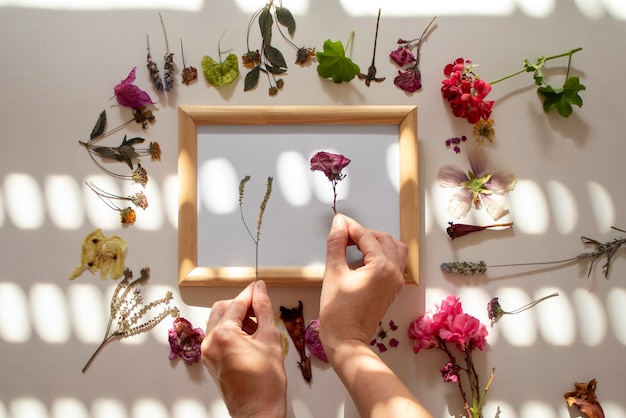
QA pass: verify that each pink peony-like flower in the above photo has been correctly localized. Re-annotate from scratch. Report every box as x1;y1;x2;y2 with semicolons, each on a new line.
440;312;488;351
168;317;205;365
304;318;328;363
408;315;438;353
114;67;155;109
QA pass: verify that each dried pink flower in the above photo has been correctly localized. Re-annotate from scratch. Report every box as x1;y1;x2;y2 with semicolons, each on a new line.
304;318;328;363
310;151;351;214
114;67;155;109
168;317;205;365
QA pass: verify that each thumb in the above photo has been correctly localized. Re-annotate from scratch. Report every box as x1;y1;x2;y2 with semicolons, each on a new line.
251;280;275;329
325;214;349;272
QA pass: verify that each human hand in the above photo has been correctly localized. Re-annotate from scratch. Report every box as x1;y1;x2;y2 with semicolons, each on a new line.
319;214;407;357
201;280;287;418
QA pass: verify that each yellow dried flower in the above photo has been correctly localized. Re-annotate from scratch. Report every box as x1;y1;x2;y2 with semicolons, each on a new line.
474;118;495;143
69;229;127;280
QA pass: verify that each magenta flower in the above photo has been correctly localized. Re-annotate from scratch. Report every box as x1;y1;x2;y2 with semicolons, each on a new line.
437;145;517;220
440;362;460;383
441;57;494;124
304;318;328;363
370;320;399;353
114;67;155;109
168;317;205;365
393;68;422;93
408;296;494;418
389;46;416;66
310;151;350;214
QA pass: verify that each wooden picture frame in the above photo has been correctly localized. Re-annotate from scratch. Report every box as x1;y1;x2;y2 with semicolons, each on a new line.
178;106;418;286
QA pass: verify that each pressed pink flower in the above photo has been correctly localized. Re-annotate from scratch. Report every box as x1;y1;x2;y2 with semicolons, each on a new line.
389;46;415;66
304;318;328;363
393;68;422;92
114;67;155;109
310;151;351;213
310;151;351;181
168;317;205;365
437;145;517;220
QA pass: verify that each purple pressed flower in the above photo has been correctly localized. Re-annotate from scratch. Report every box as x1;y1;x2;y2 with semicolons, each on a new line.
389;338;399;347
389;46;416;66
304;318;328;363
437;145;517;220
114;67;155;109
393;68;422;93
168;317;205;365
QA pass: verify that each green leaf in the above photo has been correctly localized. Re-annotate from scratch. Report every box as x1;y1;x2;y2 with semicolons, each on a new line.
275;6;296;37
523;59;545;86
536;76;585;117
90;110;107;140
117;145;139;169
316;39;360;83
201;54;240;87
259;7;273;45
92;147;118;161
244;66;260;91
264;44;287;69
122;136;145;146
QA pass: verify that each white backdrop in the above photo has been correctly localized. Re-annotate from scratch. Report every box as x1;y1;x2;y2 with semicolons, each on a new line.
1;1;625;417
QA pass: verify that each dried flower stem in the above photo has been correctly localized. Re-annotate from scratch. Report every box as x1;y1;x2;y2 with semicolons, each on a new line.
507;292;559;314
239;176;273;281
82;267;179;373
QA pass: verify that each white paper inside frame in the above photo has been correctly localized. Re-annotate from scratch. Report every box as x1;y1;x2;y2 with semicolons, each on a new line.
196;124;400;269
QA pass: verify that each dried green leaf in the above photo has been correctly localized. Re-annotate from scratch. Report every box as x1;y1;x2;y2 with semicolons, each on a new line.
118;145;139;169
275;6;296;37
201;54;240;87
264;44;287;69
244;66;261;91
90;110;107;140
122;136;145;146
259;7;273;45
92;147;118;161
316;39;361;83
